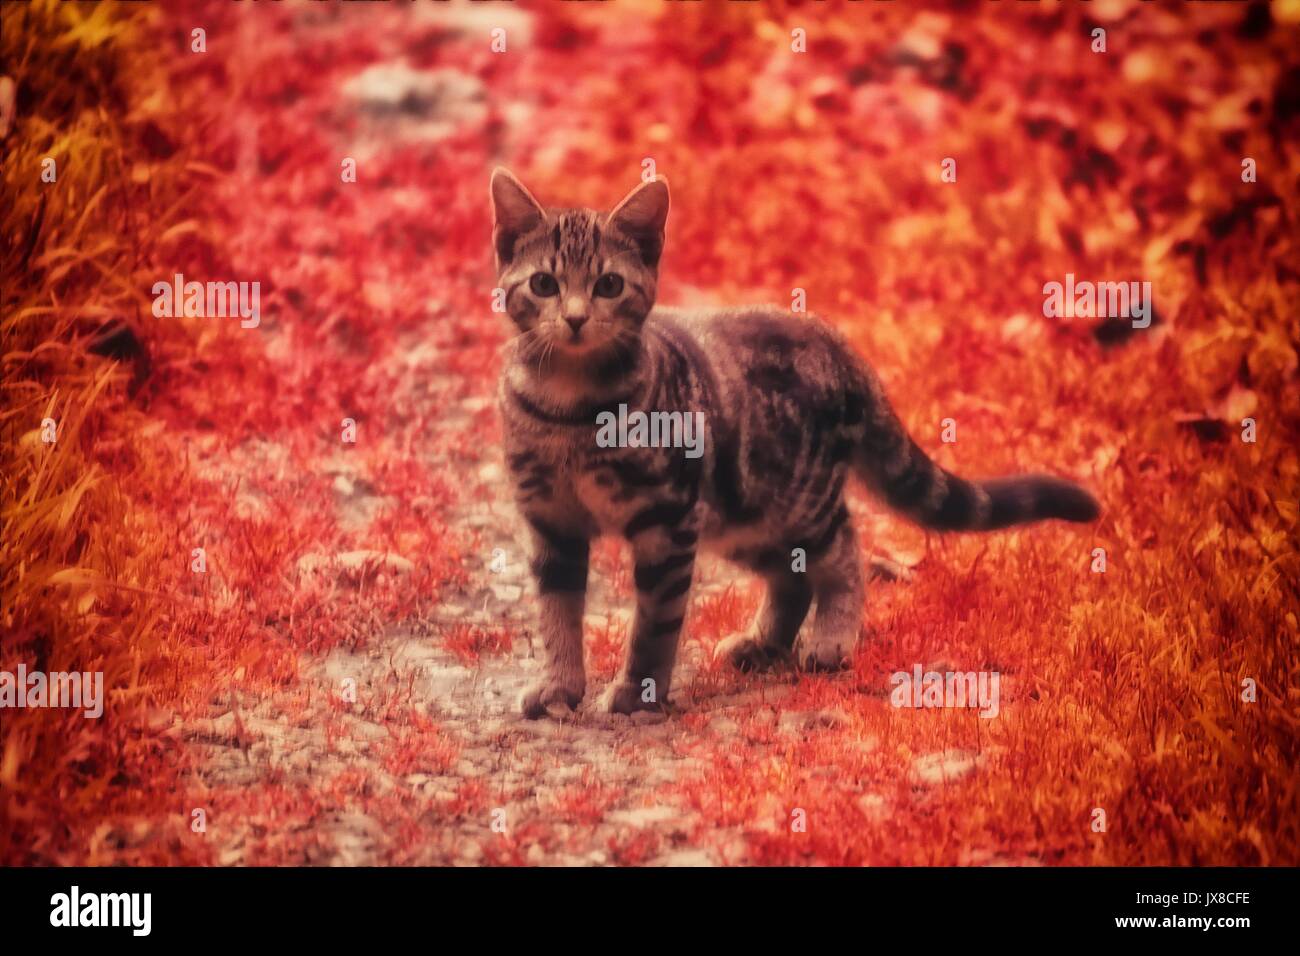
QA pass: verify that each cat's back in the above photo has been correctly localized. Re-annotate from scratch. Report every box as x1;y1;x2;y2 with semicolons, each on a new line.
647;304;865;399
646;303;874;547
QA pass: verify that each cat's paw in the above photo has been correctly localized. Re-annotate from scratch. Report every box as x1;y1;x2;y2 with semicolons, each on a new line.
598;679;664;716
796;638;853;673
713;633;790;672
519;677;585;719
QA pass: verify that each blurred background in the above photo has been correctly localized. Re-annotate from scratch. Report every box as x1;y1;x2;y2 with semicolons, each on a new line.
2;0;1297;866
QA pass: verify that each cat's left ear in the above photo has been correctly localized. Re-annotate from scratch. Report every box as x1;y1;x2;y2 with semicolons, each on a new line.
607;177;669;267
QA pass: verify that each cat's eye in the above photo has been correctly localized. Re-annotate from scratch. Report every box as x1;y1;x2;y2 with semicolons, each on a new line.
592;273;624;298
529;272;559;297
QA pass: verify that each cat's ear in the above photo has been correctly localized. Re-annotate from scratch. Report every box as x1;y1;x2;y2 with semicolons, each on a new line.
607;177;669;267
491;168;545;267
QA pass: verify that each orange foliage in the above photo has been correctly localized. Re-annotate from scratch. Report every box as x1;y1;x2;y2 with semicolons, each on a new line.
3;0;1297;866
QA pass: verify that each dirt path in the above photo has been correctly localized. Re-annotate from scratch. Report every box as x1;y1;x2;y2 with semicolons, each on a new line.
181;383;976;865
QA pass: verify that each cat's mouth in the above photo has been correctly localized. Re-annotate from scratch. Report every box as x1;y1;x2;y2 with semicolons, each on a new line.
555;326;602;353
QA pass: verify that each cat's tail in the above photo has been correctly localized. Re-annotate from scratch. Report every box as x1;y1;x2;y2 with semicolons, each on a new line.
855;397;1099;532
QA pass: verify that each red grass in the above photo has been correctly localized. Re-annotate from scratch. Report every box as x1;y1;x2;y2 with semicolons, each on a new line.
4;0;1297;866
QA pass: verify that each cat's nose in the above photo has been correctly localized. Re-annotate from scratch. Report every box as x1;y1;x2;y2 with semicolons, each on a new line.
565;316;588;334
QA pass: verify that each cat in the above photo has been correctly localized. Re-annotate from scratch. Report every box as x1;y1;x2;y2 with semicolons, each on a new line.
490;168;1099;718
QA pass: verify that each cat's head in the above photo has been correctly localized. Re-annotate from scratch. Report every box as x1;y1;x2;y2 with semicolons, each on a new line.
490;168;668;360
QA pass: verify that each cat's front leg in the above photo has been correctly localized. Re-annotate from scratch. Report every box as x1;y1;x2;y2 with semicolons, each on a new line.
602;510;699;715
518;513;590;719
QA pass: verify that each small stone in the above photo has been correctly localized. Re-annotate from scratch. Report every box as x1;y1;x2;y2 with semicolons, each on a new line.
607;805;679;828
778;709;849;735
343;64;487;142
490;583;523;602
708;715;741;736
911;749;984;786
856;793;887;821
648;848;718;867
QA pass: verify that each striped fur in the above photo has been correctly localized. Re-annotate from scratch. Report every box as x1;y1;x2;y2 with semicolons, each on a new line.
490;169;1100;717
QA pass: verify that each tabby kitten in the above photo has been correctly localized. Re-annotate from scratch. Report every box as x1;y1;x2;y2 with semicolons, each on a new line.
491;168;1099;718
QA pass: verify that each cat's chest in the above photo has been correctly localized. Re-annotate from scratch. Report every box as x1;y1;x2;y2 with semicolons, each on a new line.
571;448;676;532
504;432;669;531
503;399;706;535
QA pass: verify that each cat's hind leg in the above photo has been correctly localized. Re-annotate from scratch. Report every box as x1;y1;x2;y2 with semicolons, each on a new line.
714;568;812;672
797;521;865;672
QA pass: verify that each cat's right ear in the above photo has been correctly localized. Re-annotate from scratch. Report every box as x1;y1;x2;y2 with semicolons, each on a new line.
607;176;669;268
491;168;545;268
